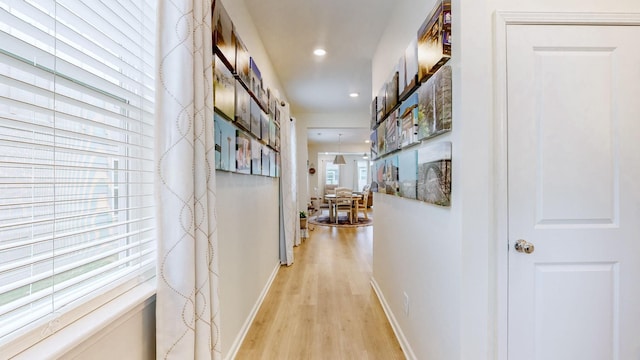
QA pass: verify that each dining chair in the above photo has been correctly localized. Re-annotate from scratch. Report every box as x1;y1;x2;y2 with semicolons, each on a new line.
334;188;353;224
356;185;370;220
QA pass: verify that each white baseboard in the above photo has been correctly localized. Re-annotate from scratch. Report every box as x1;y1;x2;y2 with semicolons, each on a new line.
370;277;416;360
225;261;281;360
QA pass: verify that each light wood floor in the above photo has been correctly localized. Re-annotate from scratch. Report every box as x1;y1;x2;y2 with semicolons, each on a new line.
235;212;405;359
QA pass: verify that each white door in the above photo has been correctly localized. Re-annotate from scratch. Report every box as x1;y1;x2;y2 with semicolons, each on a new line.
507;24;640;360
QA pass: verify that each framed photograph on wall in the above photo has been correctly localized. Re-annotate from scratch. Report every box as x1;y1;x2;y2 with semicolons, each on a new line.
212;1;236;72
385;69;399;113
399;93;419;148
398;150;418;199
385;109;399;153
417;0;451;82
214;56;235;121
417;65;452;141
235;80;251;131
370;97;377;130
376;85;386;124
214;114;237;172
250;98;261;138
260;109;269;143
251;139;261;175
249;57;262;99
370;129;378;160
261;145;270;176
402;38;419;98
377;118;387;156
236;130;251;174
235;33;251;88
417;141;452;206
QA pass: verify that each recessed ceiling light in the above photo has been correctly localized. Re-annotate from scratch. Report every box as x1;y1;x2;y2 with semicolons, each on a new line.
349;92;359;98
365;139;370;143
313;48;326;56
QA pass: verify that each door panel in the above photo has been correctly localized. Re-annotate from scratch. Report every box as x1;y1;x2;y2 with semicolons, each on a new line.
507;24;640;360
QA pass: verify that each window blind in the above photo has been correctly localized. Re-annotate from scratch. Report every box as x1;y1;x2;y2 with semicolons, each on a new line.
0;0;156;344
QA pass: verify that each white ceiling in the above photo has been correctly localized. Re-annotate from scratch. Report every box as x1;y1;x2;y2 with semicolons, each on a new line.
243;0;396;145
307;128;371;145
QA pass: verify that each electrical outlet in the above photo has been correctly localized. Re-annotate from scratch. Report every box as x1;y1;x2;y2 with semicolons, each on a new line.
403;292;409;316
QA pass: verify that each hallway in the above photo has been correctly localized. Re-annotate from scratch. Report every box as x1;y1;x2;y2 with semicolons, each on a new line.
235;220;405;359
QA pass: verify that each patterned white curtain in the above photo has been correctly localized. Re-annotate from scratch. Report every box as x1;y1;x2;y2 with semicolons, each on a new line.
279;107;298;264
155;0;221;359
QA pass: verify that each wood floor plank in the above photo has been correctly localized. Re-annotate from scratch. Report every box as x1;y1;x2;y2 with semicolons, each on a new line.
235;215;405;359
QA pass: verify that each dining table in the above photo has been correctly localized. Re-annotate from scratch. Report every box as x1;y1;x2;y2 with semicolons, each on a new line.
324;193;363;224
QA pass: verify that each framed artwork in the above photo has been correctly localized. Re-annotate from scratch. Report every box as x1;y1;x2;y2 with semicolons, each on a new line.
275;153;281;178
235;33;251;88
261;145;270;176
214;56;235;121
260;109;269;143
235;130;251;174
267;88;276;115
376;85;386;124
274;125;280;151
370;129;378;160
417;0;451;82
234;80;250;131
398;55;407;99
402;38;419;98
417;141;452;206
269;150;276;177
377;118;386;156
417;65;452;141
370;97;377;130
399;93;419;148
212;1;235;72
249;57;262;99
385;69;399;113
214;114;237;172
251;139;261;175
373;159;385;193
385;109;399;153
259;85;269;111
378;156;399;196
398;150;417;199
250;98;261;138
269;119;277;148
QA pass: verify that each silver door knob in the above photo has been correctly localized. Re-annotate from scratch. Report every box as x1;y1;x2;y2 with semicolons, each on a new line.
514;239;535;254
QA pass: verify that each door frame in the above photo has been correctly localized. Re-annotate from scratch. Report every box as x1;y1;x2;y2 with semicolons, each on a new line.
493;11;640;360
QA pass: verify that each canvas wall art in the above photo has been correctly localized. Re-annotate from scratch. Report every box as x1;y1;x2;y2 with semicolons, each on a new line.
214;56;235;121
370;129;378;160
269;150;276;177
376;85;386;124
417;141;452;206
377;118;387;156
269;119;277;148
398;55;407;98
214;114;237;172
385;110;399;153
249;58;262;98
372;159;385;193
212;1;235;72
385;69;399;113
417;0;451;81
382;156;400;196
235;80;251;131
235;34;251;88
399;93;419;148
260;109;269;143
370;97;377;130
402;38;419;98
250;98;261;138
261;145;270;176
251;139;261;175
275;153;281;178
398;150;417;199
417;65;452;140
274;125;281;151
236;130;251;174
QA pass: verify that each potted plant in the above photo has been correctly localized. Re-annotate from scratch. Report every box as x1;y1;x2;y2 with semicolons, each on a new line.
299;211;307;229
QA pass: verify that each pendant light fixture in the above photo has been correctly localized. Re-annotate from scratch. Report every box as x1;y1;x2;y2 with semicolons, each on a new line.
333;134;346;165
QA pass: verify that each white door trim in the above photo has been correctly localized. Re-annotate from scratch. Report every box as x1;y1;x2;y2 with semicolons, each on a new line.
493;11;640;360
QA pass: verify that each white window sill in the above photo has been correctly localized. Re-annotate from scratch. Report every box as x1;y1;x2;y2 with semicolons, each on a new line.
6;280;156;359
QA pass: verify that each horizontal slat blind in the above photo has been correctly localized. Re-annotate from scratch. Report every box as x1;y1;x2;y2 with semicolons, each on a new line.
0;0;156;344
